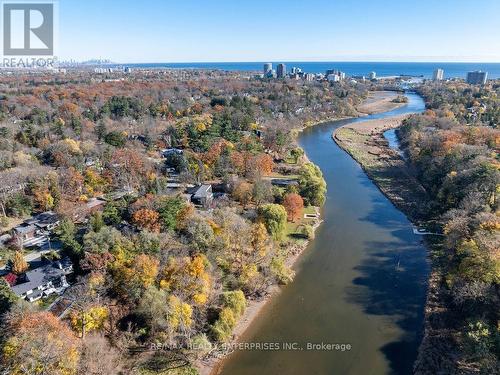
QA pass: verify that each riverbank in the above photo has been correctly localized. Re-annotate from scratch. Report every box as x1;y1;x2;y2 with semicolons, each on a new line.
199;91;414;375
332;114;460;374
198;211;323;375
356;91;406;114
333;115;430;222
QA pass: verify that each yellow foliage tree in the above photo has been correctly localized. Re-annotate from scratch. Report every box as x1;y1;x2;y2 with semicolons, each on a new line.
160;254;211;306
111;253;159;300
62;138;81;155
133;254;159;289
167;295;193;337
11;252;28;274
33;189;54;211
251;222;270;257
70;305;109;336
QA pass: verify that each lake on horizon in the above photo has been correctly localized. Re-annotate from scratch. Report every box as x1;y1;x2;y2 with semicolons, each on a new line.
112;61;500;79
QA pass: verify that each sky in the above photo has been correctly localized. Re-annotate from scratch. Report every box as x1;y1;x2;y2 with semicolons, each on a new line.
58;0;500;63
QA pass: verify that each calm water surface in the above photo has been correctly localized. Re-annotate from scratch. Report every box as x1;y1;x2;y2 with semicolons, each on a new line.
218;93;428;375
121;62;500;79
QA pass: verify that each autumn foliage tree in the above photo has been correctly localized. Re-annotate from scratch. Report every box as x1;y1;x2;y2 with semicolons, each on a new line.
11;251;28;274
70;305;109;337
232;180;253;208
110;148;147;189
132;208;161;233
159;254;212;306
2;311;80;375
111;253;159;300
248;154;274;176
283;193;304;222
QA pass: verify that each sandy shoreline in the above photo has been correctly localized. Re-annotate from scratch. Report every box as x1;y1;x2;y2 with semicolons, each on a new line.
336;113;408;134
356;91;406;114
197;91;406;375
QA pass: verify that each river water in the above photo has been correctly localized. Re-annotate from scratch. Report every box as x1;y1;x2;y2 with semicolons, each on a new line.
219;93;428;375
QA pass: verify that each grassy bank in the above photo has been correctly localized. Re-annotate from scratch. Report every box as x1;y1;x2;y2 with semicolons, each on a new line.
333;115;431;222
332;115;464;374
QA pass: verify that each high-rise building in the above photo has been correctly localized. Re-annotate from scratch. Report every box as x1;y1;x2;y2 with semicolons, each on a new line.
369;71;377;80
325;69;345;81
327;74;340;82
263;63;272;76
466;71;488;85
433;68;444;81
277;63;286;78
304;73;315;81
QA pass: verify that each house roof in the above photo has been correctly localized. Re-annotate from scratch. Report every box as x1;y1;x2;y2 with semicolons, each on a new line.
0;233;12;245
26;288;44;300
33;211;60;226
270;179;299;187
85;198;106;209
11;261;69;296
17;212;60;230
161;148;183;155
192;184;212;199
13;224;36;235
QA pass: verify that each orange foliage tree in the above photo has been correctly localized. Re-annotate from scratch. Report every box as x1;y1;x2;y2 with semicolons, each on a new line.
2;311;79;375
249;154;274;176
132;208;160;233
282;193;304;222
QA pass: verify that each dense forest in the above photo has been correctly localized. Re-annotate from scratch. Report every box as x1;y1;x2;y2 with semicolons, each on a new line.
399;81;499;373
0;70;366;374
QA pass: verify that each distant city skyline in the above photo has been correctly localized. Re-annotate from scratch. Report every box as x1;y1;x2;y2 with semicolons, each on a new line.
58;0;500;63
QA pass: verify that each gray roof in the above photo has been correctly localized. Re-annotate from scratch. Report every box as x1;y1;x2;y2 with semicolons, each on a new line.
86;198;106;209
13;224;36;235
0;233;12;245
34;211;59;225
17;211;60;230
193;185;212;199
271;179;299;186
11;262;67;295
27;288;44;300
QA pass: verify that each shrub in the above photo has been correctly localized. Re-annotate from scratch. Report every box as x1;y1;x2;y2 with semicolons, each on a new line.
257;204;287;241
211;290;246;342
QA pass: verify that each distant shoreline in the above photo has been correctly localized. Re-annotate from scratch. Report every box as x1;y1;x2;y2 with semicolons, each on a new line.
59;61;500;79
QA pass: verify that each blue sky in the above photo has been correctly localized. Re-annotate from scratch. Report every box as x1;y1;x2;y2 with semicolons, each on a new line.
58;0;500;62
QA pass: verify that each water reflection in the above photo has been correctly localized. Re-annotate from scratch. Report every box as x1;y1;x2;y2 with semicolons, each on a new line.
219;93;428;375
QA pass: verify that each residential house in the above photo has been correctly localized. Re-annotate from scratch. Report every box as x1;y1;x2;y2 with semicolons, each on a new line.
9;258;73;302
13;224;37;244
270;179;299;188
190;184;213;208
73;198;106;222
160;148;183;158
106;188;137;201
12;211;60;248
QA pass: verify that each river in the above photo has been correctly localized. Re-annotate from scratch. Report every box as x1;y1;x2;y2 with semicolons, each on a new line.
218;93;428;375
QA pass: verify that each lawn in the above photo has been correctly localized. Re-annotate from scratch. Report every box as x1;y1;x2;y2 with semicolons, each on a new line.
37;294;59;310
284;206;318;240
